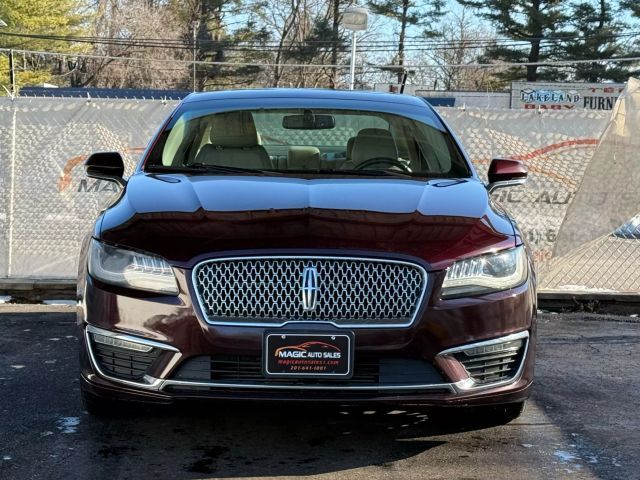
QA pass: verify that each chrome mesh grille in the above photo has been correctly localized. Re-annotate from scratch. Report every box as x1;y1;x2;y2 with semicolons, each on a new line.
193;257;427;326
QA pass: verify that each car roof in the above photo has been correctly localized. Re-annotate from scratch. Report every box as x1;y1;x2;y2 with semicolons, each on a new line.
182;88;428;108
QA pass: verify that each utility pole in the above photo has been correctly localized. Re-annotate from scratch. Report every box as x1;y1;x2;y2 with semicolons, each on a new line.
9;49;15;95
0;19;12;94
192;21;200;92
330;0;340;89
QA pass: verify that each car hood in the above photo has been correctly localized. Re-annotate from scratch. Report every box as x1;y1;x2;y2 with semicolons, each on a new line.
99;174;516;270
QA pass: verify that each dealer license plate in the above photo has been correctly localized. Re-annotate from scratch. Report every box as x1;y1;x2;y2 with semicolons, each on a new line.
264;332;353;379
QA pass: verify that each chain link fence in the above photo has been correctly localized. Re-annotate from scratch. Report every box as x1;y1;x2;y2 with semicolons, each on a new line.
439;104;640;293
0;97;175;278
0;89;638;293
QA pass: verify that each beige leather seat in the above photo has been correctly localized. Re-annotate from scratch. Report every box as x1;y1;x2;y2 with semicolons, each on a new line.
343;128;398;169
287;146;321;170
195;111;271;169
346;136;356;161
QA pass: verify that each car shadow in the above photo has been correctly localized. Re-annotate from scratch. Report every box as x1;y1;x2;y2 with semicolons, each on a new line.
80;402;489;478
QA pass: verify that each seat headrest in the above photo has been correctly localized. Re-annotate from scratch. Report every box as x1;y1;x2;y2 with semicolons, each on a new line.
287;146;320;170
346;136;356;160
209;111;260;148
351;128;398;165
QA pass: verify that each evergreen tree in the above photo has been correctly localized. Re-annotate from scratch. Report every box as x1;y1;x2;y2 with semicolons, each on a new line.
457;0;568;82
620;0;640;18
621;0;640;66
0;0;86;91
173;0;270;90
563;1;631;82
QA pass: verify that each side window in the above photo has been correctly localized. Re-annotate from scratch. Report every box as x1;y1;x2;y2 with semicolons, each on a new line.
162;116;187;166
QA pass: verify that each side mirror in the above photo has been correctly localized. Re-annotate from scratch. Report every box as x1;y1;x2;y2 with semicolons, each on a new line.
487;158;527;193
85;152;126;187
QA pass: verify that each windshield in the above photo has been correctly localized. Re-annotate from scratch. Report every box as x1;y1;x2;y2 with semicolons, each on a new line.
145;108;471;178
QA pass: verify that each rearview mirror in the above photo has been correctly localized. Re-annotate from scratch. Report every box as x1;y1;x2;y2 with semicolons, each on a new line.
85;152;126;187
487;158;527;193
283;113;335;130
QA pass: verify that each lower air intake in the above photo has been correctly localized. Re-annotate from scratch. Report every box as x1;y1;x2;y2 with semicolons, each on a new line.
454;337;526;385
171;354;445;387
90;335;160;381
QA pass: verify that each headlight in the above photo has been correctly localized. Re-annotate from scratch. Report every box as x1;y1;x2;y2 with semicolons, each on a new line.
442;246;527;298
88;239;179;295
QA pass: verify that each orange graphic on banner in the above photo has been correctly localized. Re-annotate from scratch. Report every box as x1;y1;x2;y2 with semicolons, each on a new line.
57;147;145;192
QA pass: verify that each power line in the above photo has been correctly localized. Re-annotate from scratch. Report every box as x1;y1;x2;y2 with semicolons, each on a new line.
3;47;639;70
1;29;639;52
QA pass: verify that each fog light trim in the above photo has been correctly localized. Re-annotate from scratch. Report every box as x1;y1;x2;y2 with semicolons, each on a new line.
84;324;180;391
437;331;529;392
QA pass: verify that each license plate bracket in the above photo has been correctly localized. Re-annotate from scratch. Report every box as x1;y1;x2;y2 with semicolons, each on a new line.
263;332;354;379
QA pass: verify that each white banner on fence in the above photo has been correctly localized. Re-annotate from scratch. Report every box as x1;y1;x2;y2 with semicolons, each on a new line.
0;93;638;292
438;107;609;264
0;98;177;278
511;81;626;110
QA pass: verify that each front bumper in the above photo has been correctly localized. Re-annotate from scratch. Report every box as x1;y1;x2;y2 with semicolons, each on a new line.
78;269;536;407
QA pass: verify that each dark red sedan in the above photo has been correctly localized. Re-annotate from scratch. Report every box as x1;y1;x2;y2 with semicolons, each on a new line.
78;89;535;423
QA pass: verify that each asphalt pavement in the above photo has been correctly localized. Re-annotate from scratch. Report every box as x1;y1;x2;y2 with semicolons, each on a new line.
0;306;638;480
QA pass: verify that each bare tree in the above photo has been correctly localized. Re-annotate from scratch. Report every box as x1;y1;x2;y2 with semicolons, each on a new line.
78;0;189;89
254;0;345;88
420;9;497;91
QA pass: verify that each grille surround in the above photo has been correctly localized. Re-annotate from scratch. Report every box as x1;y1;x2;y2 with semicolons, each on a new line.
192;256;428;328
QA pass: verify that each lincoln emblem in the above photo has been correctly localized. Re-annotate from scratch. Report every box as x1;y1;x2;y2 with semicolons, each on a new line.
301;266;319;311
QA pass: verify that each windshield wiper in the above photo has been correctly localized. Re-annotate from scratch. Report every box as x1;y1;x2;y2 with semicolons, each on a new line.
146;163;282;175
333;169;417;179
145;164;208;174
187;163;281;175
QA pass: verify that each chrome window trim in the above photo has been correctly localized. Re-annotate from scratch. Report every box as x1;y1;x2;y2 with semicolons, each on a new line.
191;255;430;329
437;331;530;393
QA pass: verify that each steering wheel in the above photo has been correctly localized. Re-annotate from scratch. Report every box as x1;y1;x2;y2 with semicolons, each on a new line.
354;157;412;173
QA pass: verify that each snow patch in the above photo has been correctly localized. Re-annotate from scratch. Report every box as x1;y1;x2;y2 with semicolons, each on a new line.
43;299;77;306
557;284;618;293
56;416;80;434
555;450;579;463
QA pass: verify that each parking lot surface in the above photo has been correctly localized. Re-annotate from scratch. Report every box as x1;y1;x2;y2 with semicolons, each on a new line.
0;306;638;480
